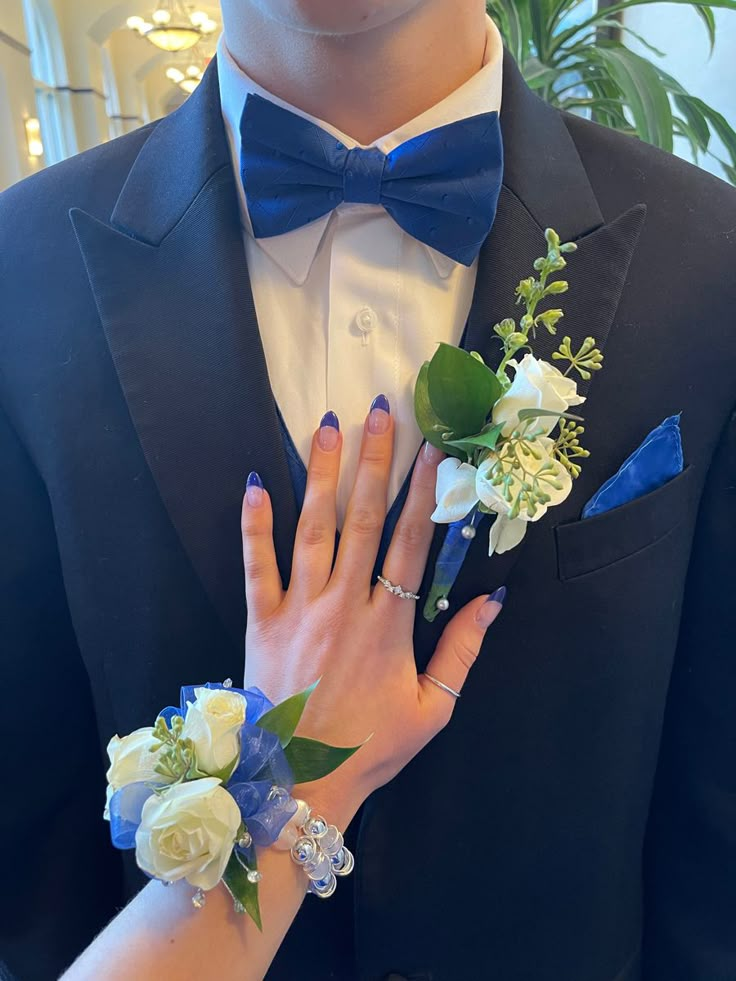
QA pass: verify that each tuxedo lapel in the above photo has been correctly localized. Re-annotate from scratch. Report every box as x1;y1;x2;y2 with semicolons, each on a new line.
414;55;646;660
70;62;298;648
70;53;645;658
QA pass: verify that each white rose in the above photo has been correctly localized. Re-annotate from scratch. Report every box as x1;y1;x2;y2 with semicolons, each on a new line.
492;354;585;437
104;727;168;819
135;777;241;890
430;458;480;523
476;436;573;554
182;687;247;775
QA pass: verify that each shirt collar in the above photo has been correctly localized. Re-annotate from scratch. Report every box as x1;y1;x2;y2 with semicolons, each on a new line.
217;14;504;286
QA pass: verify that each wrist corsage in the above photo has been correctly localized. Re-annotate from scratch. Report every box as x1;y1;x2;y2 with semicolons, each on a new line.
415;228;602;620
104;679;359;929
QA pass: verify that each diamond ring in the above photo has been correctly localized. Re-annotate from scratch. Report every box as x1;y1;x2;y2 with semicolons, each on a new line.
376;575;420;601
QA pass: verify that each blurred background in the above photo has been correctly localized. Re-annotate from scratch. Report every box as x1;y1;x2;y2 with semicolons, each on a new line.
0;0;734;193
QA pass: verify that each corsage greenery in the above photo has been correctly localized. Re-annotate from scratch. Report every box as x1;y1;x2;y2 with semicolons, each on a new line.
414;228;602;620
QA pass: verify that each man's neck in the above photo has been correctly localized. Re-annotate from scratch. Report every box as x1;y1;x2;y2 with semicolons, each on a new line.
219;1;488;146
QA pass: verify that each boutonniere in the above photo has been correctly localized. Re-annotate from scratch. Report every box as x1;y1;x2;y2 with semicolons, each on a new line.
414;229;603;621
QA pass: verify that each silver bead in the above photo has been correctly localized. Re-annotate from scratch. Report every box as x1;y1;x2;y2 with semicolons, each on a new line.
461;524;476;540
246;869;262;884
192;889;206;909
222;678;233;689
436;597;450;612
332;847;355;877
233;900;245;914
305;815;327;838
237;831;253;849
291;835;317;865
308;872;337;899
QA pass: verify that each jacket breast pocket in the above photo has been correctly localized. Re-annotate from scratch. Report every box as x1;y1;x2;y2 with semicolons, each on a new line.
555;465;696;581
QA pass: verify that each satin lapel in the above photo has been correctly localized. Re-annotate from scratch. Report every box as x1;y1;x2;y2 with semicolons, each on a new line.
413;56;646;662
70;61;298;648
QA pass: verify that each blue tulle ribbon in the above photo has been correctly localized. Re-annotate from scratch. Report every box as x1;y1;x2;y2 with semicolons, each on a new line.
109;781;160;849
424;506;487;621
107;684;294;853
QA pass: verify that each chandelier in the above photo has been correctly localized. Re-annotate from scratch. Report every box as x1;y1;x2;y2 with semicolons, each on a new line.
166;60;207;94
127;1;217;52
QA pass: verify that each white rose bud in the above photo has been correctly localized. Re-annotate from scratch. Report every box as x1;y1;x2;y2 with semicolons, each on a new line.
135;777;241;890
182;687;247;775
492;353;585;437
104;727;168;819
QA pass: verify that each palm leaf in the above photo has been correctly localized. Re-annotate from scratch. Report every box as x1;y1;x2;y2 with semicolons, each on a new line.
487;0;736;185
587;44;674;150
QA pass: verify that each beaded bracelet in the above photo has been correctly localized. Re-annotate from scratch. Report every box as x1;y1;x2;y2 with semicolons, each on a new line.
274;798;354;898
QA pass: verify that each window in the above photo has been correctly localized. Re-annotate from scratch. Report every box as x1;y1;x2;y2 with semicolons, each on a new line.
22;0;74;163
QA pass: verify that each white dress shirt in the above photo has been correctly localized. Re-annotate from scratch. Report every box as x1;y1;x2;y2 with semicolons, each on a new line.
217;16;503;527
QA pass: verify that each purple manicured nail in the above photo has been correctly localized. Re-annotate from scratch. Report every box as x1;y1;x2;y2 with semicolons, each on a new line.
368;394;390;434
318;411;340;451
246;470;264;507
475;586;507;628
489;586;507;605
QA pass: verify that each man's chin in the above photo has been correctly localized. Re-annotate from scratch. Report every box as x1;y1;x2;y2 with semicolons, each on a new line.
246;0;428;37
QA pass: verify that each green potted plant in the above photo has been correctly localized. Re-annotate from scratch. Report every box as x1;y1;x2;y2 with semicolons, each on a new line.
488;0;736;182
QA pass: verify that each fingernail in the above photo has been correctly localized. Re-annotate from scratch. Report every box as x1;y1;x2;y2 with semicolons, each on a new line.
423;440;444;465
476;586;507;628
246;470;264;507
318;410;340;451
368;394;390;434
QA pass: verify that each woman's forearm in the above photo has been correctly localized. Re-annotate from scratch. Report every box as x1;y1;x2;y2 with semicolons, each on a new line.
63;785;359;981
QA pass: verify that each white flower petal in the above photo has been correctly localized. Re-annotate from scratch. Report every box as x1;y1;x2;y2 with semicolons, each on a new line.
489;515;528;555
430;457;479;523
135;778;240;890
493;354;586;437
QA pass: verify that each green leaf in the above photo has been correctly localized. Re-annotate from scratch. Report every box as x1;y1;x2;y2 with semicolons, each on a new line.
414;362;462;458
517;407;585;423
548;0;736;62
673;97;711;152
256;680;319;748
222;851;262;931
426;343;502;439
442;422;505;455
694;5;717;54
588;45;673;152
284;736;361;784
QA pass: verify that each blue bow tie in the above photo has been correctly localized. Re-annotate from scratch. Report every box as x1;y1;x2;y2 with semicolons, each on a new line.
239;92;504;267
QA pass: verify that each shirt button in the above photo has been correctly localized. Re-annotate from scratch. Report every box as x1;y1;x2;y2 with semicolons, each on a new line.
355;306;377;335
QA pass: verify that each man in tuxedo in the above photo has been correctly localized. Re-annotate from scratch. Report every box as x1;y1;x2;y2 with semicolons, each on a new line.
1;1;735;978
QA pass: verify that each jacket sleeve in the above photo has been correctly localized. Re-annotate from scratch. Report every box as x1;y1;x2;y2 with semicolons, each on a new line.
0;405;124;981
642;407;736;980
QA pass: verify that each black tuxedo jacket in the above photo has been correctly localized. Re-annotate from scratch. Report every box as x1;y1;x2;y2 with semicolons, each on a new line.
1;54;735;981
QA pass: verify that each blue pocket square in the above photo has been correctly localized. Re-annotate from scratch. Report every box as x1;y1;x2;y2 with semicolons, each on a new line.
582;414;683;519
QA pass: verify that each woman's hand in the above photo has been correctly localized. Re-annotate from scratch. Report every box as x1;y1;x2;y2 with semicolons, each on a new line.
240;397;504;828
